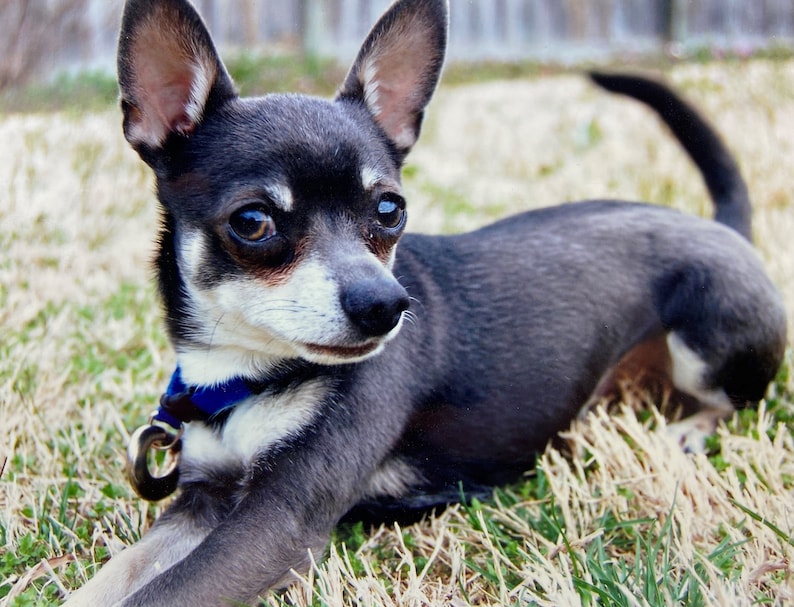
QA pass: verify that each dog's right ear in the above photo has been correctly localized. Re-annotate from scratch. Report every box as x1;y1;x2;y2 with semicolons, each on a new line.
117;0;236;156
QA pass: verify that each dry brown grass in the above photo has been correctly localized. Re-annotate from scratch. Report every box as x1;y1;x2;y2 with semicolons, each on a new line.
1;60;793;606
268;404;794;606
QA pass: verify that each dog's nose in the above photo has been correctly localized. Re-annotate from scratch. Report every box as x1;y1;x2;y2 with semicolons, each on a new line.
342;278;409;337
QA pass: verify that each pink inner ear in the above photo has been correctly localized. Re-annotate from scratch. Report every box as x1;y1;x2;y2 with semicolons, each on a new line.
362;20;438;151
139;68;195;132
371;76;423;150
126;16;216;147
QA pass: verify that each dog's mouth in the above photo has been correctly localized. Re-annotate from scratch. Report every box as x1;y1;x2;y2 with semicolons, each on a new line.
303;340;383;361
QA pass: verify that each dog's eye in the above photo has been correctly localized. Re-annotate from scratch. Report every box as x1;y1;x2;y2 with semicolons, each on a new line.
377;195;406;229
229;207;276;242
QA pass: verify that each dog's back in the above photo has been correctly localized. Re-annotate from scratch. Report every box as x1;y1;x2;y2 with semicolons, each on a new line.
378;199;784;513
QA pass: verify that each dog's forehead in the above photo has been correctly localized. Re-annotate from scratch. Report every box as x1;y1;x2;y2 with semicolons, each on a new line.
201;95;394;180
157;94;400;217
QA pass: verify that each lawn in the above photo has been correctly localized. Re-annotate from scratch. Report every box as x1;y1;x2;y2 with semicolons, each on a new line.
1;59;793;606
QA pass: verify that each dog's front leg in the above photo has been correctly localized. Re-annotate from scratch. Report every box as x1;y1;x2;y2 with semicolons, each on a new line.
121;495;325;607
121;390;408;607
64;512;210;606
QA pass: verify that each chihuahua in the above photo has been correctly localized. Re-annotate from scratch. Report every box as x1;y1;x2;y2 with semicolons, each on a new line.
65;0;786;604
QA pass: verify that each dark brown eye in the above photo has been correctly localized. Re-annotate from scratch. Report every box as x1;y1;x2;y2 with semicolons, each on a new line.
229;207;276;242
377;195;405;229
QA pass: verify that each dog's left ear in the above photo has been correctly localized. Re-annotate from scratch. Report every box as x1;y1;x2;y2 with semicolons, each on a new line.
337;0;448;158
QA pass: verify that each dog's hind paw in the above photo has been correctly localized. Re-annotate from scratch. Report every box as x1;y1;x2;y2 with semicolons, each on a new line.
665;407;729;453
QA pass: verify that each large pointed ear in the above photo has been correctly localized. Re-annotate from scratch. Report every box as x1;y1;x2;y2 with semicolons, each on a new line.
337;0;448;157
117;0;237;154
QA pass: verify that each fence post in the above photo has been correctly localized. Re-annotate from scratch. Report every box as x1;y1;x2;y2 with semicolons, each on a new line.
242;0;258;47
301;0;324;58
662;0;688;44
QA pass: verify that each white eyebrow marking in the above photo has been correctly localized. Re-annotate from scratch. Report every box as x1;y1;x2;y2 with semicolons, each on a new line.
265;183;294;212
361;166;384;191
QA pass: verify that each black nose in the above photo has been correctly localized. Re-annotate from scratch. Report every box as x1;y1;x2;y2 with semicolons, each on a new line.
341;278;409;337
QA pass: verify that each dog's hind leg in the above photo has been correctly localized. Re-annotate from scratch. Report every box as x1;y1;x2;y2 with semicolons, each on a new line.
656;262;787;451
63;513;209;606
664;332;739;452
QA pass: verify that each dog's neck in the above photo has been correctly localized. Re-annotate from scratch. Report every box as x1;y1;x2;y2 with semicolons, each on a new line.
162;341;316;429
154;367;254;428
175;344;299;387
154;359;320;428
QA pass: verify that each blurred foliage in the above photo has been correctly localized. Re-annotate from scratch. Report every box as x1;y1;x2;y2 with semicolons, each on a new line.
0;70;118;114
0;53;346;114
0;0;88;90
225;52;346;98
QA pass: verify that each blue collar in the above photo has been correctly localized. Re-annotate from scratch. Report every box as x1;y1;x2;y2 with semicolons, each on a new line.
152;367;254;428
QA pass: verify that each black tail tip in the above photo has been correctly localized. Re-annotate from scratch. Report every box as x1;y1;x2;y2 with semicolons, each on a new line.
587;70;662;95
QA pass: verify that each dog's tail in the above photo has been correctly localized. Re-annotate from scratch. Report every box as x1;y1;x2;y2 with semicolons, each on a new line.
589;71;752;241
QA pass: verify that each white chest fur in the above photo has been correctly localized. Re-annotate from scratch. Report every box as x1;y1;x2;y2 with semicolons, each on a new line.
179;378;327;482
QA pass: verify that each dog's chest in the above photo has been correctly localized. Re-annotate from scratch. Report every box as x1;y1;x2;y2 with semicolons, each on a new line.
178;379;327;482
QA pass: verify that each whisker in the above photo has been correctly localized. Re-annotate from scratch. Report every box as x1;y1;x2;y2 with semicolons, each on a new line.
402;310;418;327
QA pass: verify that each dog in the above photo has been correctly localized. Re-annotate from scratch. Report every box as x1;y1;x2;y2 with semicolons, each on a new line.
64;0;787;604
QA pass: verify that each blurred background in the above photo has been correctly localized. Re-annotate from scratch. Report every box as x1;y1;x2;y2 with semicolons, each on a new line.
3;0;794;92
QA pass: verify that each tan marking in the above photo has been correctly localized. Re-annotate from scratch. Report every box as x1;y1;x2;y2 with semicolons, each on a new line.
264;182;294;212
587;332;674;409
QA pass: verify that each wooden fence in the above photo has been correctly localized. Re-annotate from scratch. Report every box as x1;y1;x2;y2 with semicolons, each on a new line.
4;0;794;86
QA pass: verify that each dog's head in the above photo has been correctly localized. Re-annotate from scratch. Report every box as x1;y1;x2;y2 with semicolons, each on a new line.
117;0;447;384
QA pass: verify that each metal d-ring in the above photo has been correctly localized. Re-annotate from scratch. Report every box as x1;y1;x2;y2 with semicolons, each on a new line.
126;423;183;501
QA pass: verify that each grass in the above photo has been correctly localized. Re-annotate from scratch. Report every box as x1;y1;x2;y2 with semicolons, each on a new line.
2;59;794;606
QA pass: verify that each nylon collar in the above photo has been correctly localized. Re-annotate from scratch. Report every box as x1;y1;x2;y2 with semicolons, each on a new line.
152;366;254;428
